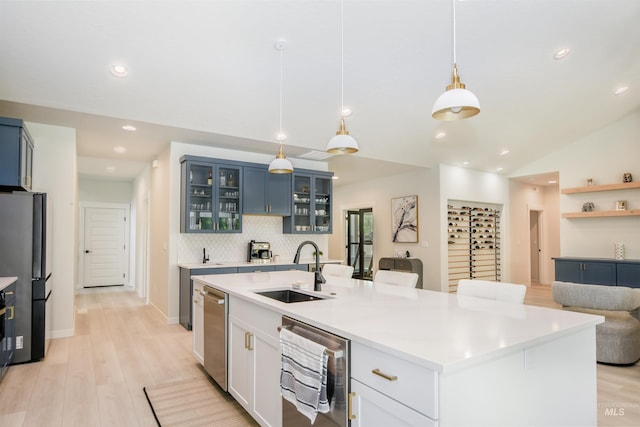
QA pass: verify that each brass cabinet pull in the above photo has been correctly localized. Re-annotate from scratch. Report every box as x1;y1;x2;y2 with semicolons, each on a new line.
244;332;249;349
5;291;13;295
0;308;5;316
7;306;14;320
247;333;253;351
348;392;356;420
371;368;398;381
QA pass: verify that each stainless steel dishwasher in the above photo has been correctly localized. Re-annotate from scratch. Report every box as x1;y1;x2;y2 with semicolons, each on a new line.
202;285;228;391
281;316;350;427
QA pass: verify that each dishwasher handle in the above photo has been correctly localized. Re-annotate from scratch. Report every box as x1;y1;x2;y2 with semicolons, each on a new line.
201;287;226;304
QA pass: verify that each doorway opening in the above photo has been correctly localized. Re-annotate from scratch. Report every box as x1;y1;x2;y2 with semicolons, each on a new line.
529;209;542;285
346;208;373;280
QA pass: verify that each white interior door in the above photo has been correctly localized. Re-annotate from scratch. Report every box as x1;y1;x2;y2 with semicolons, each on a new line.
83;207;127;287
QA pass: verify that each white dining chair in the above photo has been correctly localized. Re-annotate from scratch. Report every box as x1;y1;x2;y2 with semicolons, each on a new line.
457;279;526;304
374;270;419;288
322;263;354;278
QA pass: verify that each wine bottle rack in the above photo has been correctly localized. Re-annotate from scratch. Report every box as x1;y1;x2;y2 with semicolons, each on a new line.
447;202;502;292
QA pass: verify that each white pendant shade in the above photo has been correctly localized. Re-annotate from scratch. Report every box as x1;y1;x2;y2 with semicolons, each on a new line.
326;116;359;154
432;64;480;120
268;144;293;174
432;88;480;120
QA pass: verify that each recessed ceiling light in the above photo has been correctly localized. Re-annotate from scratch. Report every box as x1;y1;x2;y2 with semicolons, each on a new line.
110;64;128;77
614;86;629;95
332;176;339;180
435;131;447;140
500;149;510;156
496;167;503;172
548;180;557;184
462;161;470;166
113;146;127;153
553;48;570;60
106;166;116;173
122;125;136;131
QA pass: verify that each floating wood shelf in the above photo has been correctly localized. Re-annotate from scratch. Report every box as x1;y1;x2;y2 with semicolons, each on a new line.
562;209;640;218
561;181;640;194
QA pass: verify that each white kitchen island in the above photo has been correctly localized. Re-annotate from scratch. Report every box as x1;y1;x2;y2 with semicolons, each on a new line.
193;270;603;427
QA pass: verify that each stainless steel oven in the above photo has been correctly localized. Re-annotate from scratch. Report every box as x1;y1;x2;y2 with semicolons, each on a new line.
202;285;228;391
281;316;350;427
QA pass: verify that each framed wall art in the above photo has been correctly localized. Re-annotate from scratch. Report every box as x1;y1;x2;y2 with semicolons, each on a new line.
391;195;418;243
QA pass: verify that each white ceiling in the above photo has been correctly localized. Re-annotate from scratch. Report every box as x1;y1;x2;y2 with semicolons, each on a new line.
0;1;638;187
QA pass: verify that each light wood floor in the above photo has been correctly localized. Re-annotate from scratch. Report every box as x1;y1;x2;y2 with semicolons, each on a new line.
0;285;637;426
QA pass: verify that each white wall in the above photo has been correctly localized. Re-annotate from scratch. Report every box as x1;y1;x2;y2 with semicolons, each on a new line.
511;109;640;260
78;178;132;203
132;166;151;298
509;180;560;285
29;122;77;339
331;167;442;291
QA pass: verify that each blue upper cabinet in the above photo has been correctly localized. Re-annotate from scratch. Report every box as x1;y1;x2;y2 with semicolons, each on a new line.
0;117;33;191
283;171;333;234
242;166;291;215
180;156;243;233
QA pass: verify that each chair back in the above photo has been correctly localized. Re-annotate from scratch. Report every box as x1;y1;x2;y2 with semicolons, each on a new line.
457;279;526;304
322;263;354;278
374;270;419;288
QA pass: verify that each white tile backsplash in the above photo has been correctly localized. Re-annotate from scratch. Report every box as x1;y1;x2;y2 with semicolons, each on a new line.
177;216;329;264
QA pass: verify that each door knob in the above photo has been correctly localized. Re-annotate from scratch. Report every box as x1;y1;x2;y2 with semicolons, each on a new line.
85;250;91;253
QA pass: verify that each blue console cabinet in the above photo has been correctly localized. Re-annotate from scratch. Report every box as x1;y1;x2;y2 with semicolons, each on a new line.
553;257;640;288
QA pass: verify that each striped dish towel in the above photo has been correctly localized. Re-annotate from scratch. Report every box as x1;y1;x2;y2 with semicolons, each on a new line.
280;327;330;424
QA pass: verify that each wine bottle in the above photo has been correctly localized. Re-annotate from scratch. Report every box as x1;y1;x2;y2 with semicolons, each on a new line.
207;169;212;185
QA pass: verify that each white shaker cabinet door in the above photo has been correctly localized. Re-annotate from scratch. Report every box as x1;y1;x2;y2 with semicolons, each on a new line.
351;379;437;427
228;316;252;410
192;281;204;365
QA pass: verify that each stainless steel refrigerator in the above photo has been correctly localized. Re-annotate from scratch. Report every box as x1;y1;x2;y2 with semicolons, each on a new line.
0;192;52;363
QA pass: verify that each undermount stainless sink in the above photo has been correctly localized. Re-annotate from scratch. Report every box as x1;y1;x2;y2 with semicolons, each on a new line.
254;289;329;303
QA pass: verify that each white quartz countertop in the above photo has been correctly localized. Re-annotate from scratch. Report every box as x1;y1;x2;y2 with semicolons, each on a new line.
192;270;603;374
179;258;343;270
0;276;17;291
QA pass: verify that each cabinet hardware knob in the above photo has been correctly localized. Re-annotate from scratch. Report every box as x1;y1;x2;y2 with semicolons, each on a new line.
348;392;356;420
7;306;14;320
371;368;398;381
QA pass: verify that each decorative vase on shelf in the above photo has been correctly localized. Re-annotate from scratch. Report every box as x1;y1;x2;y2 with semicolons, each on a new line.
614;243;625;260
623;172;633;183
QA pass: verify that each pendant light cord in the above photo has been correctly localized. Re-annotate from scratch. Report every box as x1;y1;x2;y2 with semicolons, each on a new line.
279;45;284;138
452;0;457;65
340;0;345;113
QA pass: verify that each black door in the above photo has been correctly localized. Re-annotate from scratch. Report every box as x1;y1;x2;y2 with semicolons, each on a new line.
347;209;373;280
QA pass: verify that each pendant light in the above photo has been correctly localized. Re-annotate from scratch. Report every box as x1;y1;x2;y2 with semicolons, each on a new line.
269;40;294;174
432;0;480;121
326;0;359;154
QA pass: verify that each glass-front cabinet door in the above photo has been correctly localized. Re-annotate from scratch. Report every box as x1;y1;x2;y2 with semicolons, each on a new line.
284;171;333;234
183;160;215;232
180;156;242;233
216;165;241;232
314;176;331;233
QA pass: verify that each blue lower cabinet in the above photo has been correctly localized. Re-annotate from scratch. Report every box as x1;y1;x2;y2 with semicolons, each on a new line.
275;264;309;272
554;258;640;287
617;263;640;288
237;265;275;273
